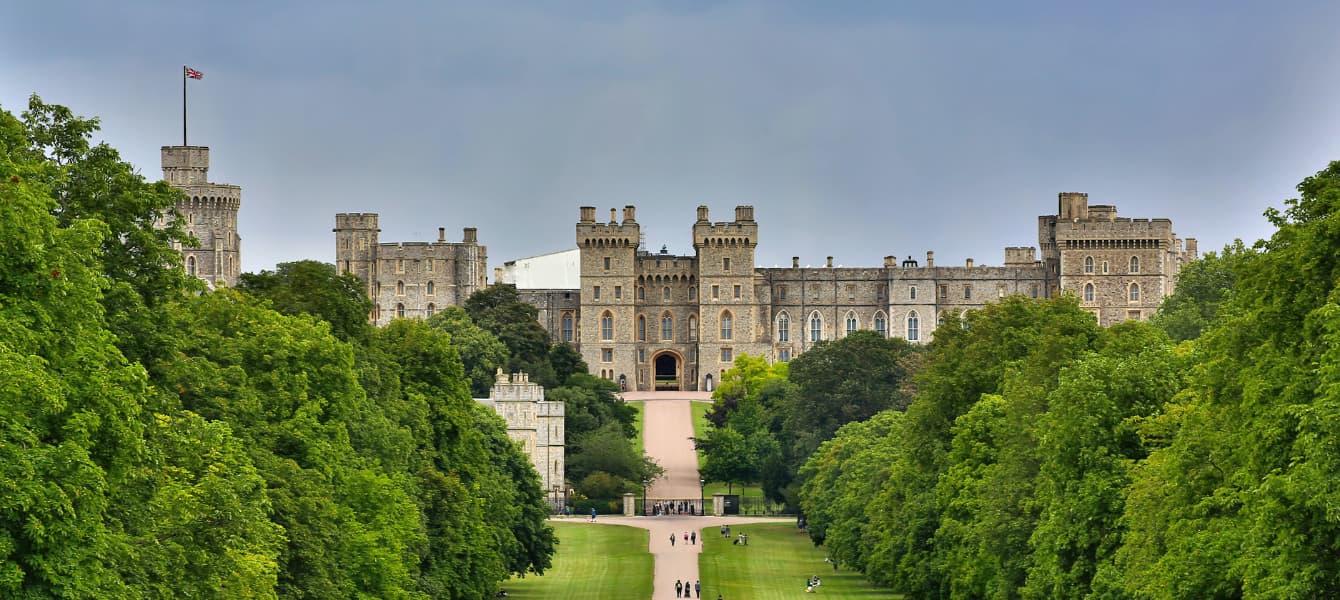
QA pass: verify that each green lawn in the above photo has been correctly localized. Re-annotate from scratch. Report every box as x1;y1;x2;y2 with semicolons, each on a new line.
501;522;653;599
699;524;902;599
691;400;710;468
630;400;645;456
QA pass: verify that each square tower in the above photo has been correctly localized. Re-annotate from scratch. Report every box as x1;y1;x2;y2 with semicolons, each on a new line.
576;206;640;388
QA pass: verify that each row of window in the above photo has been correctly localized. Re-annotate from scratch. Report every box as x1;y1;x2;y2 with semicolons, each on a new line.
1084;255;1141;274
384;281;439;296
1082;282;1142;303
385;302;438;319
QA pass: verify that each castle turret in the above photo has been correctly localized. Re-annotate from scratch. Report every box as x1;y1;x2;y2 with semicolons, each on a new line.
576;206;641;384
334;213;381;301
693;205;760;384
162;145;241;287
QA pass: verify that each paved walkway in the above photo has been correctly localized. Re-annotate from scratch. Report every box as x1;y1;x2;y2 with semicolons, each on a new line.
588;391;787;599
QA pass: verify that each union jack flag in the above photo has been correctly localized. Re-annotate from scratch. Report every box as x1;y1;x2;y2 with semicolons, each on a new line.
185;66;203;79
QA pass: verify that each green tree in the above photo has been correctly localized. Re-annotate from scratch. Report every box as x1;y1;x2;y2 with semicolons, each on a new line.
464;284;557;386
238;260;374;343
1151;242;1250;342
426;305;509;397
784;330;918;466
1117;162;1340;598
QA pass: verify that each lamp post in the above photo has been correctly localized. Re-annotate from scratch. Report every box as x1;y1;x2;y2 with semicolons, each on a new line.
642;479;650;517
700;479;706;516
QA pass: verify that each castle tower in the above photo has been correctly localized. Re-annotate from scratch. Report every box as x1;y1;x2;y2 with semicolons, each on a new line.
483;370;565;500
162;145;241;287
334;213;381;301
576;206;640;387
693;205;761;388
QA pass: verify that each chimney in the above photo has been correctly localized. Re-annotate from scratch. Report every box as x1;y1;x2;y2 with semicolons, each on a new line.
1185;238;1198;258
697;205;710;222
609;208;617;223
735;205;755;222
792;256;800;268
927;251;935;267
966;258;974;268
437;227;445;242
826;256;834;268
622;205;637;223
493;266;504;282
579;206;596;223
884;256;894;268
463;227;477;243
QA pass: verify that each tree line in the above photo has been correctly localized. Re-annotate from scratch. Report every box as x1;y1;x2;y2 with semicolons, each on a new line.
705;161;1340;597
0;96;577;599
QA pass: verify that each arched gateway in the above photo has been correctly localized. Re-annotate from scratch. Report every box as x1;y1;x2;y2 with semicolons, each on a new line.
652;351;681;391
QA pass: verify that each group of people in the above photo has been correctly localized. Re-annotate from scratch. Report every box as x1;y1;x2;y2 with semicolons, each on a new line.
805;575;823;593
674;579;700;597
669;530;698;546
651;500;699;516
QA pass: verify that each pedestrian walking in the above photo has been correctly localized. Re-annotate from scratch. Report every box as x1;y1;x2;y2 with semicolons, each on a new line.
675;579;683;597
695;580;701;597
682;531;688;544
691;530;696;545
670;532;676;547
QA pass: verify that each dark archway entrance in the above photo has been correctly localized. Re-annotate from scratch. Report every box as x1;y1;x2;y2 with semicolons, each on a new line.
653;353;680;391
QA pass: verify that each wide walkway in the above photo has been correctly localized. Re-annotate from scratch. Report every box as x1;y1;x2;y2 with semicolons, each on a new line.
590;391;788;599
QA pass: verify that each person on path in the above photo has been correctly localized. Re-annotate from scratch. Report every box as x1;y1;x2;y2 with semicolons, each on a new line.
675;579;683;597
683;531;688;544
589;508;597;522
691;530;697;545
695;580;701;597
670;532;676;546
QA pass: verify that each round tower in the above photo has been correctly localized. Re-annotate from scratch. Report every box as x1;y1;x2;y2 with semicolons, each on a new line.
162;145;242;287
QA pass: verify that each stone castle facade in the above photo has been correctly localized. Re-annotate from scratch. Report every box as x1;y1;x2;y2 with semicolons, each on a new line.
161;145;242;287
333;214;488;326
476;370;565;496
335;194;1194;392
510;195;1195;392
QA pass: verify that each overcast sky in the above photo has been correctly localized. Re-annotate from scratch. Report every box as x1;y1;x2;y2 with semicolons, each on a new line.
5;1;1339;274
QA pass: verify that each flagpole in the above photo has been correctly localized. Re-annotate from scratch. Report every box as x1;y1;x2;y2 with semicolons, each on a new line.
182;65;187;146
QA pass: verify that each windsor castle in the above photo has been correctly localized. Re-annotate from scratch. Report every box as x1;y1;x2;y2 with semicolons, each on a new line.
163;143;1198;393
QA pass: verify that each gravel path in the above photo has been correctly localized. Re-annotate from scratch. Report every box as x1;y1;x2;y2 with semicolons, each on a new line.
581;391;788;599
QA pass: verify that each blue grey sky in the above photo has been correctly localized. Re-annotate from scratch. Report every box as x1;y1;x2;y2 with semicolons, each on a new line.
4;1;1339;273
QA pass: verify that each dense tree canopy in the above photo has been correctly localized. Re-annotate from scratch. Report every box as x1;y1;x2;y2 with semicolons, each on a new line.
0;98;555;599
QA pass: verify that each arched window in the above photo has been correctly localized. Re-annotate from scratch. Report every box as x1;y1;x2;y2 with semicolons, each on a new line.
637;315;646;341
720;311;733;340
845;311;858;335
809;313;823;342
426;281;435;296
601;311;614;340
1130;256;1140;273
561;313;574;342
1084;283;1095;302
426;303;436;317
663;287;671;301
661;313;673;340
186;256;196;276
874;312;887;337
1129;283;1140;302
396;303;406;318
907;311;920;342
638;286;645;300
1084;256;1095;274
689;315;698;341
688;286;697;301
909;286;917;300
777;312;790;343
396;280;405;296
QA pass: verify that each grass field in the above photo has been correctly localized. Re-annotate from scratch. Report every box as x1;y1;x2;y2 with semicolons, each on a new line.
501;522;653;599
630;400;646;456
699;524;902;599
691;400;710;468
